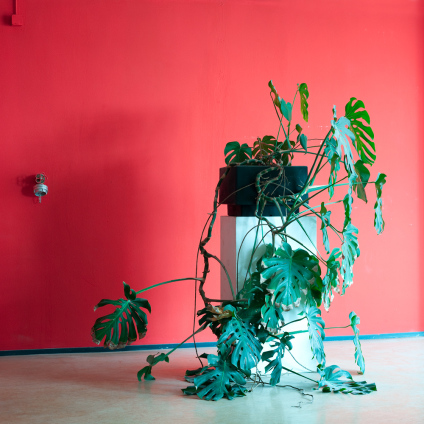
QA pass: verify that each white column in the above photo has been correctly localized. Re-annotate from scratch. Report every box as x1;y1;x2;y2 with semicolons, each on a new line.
220;215;317;374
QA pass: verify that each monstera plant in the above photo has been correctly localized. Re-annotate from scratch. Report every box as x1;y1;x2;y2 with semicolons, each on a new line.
91;81;385;401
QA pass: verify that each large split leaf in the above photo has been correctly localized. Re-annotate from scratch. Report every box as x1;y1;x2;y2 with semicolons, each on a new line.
298;83;309;122
252;135;277;161
91;282;151;350
218;317;262;372
183;354;247;401
261;333;293;386
341;223;360;294
261;243;322;311
319;203;332;254
305;306;326;366
350;311;365;374
261;294;284;333
317;365;376;394
331;108;357;178
268;80;292;121
322;248;341;311
224;141;252;165
345;98;376;165
374;173;387;234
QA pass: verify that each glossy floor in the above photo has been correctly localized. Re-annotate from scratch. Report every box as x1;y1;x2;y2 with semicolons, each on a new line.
1;338;423;424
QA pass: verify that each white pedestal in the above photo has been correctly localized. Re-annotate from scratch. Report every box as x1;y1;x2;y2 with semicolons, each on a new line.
220;215;317;374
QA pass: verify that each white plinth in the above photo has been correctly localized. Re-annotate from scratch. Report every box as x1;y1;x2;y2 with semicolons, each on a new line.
220;215;317;374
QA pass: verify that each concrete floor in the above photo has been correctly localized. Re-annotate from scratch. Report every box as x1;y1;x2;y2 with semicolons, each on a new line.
1;338;423;424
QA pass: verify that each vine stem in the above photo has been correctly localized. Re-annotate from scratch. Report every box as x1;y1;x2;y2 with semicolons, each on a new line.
136;278;204;294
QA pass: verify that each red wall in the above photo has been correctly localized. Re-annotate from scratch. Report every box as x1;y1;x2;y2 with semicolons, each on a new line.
1;0;423;351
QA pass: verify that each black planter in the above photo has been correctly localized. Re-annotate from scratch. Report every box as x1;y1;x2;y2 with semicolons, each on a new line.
219;166;308;217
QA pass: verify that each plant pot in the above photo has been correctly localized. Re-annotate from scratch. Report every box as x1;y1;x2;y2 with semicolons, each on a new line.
219;165;308;216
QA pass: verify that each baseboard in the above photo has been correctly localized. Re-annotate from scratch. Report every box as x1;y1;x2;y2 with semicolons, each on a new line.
1;332;423;357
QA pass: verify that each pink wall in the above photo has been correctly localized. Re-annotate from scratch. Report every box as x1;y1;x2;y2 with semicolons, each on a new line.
1;0;423;351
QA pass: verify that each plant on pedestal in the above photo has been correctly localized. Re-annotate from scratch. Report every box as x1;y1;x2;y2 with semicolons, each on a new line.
91;81;386;401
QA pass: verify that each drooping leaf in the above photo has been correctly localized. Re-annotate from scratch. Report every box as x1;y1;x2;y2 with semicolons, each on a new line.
353;160;370;203
374;173;387;234
305;306;326;366
261;333;293;386
268;80;292;121
341;223;360;294
319;203;332;254
224;141;252;165
91;282;151;350
261;243;322;311
252;135;277;161
322;248;341;311
298;83;309;122
343;191;353;229
350;312;365;374
261;294;284;333
345;98;376;165
331;111;357;178
298;133;307;152
218;317;262;372
317;365;376;394
137;352;170;381
185;353;247;401
324;136;341;199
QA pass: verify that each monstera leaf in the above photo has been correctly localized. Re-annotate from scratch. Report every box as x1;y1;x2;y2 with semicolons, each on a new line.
298;83;309;122
252;135;277;160
218;317;262;372
324;136;341;199
305;306;326;366
374;173;387;234
331;107;357;178
91;282;151;350
350;311;365;374
319;203;332;254
268;80;292;121
353;160;371;203
261;294;285;333
322;248;341;310
341;223;360;294
183;354;247;401
261;243;322;311
137;352;169;381
345;98;376;165
343;191;353;229
317;365;376;394
261;333;293;386
224;141;252;165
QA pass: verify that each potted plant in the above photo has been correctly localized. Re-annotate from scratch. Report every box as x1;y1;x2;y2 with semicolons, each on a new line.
91;81;386;401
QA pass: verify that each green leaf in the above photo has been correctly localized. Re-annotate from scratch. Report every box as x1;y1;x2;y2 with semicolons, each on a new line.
137;352;170;381
331;112;357;178
261;243;322;311
341;223;360;294
353;160;370;203
218;317;262;372
91;282;151;350
261;333;293;386
268;80;291;121
305;306;326;366
343;191;353;229
345;98;376;165
252;135;277;161
261;294;285;333
298;133;307;152
319;203;331;254
374;173;386;234
189;354;247;401
298;83;309;122
317;365;376;394
324;136;341;199
350;312;365;374
322;248;341;311
224;141;252;165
